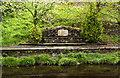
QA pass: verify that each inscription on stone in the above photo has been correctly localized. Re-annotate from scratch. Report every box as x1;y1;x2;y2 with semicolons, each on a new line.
58;29;68;36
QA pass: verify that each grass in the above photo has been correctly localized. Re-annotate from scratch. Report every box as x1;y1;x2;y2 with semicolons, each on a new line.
1;10;33;46
102;34;120;44
1;2;120;46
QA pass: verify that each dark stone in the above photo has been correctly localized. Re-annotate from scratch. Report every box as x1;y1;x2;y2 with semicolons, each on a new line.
42;26;83;43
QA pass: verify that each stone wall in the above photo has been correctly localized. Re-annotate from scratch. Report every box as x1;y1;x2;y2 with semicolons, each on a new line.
42;26;83;43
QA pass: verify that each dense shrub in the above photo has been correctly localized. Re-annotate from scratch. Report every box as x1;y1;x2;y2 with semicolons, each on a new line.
75;52;87;58
82;4;103;42
65;52;85;58
86;53;102;58
18;56;35;66
46;58;56;65
55;54;63;64
0;56;2;65
29;26;42;43
34;54;51;65
65;52;87;59
78;56;89;64
65;52;101;64
92;58;102;64
101;56;119;64
2;56;18;67
2;52;120;67
56;54;63;59
65;53;76;58
58;58;78;66
65;52;120;64
114;52;120;57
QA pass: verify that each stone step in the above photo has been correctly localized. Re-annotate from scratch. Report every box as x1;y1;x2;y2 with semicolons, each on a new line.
19;43;86;46
1;46;120;51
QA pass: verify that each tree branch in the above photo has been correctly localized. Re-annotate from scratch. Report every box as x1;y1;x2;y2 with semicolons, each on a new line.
24;5;34;17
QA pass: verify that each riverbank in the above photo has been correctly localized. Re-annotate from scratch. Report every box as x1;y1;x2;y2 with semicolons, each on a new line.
1;51;120;67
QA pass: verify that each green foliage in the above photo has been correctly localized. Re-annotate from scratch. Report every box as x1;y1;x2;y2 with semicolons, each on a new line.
18;56;35;66
1;9;32;46
2;56;18;67
100;2;119;23
114;52;120;57
101;56;119;64
0;56;2;65
25;2;55;26
2;51;120;67
1;2;55;46
92;58;101;64
65;52;87;59
55;54;63;64
29;26;42;43
102;34;120;44
46;58;56;65
65;53;75;58
58;58;78;66
75;52;87;58
65;52;120;64
79;56;89;64
49;2;86;27
1;2;119;46
56;54;63;59
1;2;16;17
86;53;102;58
34;54;54;65
82;4;104;42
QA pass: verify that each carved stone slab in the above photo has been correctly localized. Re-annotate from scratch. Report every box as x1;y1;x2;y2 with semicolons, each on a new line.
58;29;68;36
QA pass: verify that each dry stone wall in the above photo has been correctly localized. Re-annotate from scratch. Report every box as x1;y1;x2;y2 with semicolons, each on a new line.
42;26;83;43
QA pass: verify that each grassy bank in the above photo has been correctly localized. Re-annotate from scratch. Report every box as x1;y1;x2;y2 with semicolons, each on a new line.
1;51;120;67
1;2;120;46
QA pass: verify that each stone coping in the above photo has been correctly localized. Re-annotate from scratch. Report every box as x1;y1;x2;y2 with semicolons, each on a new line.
43;26;80;31
19;43;86;46
1;46;120;51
